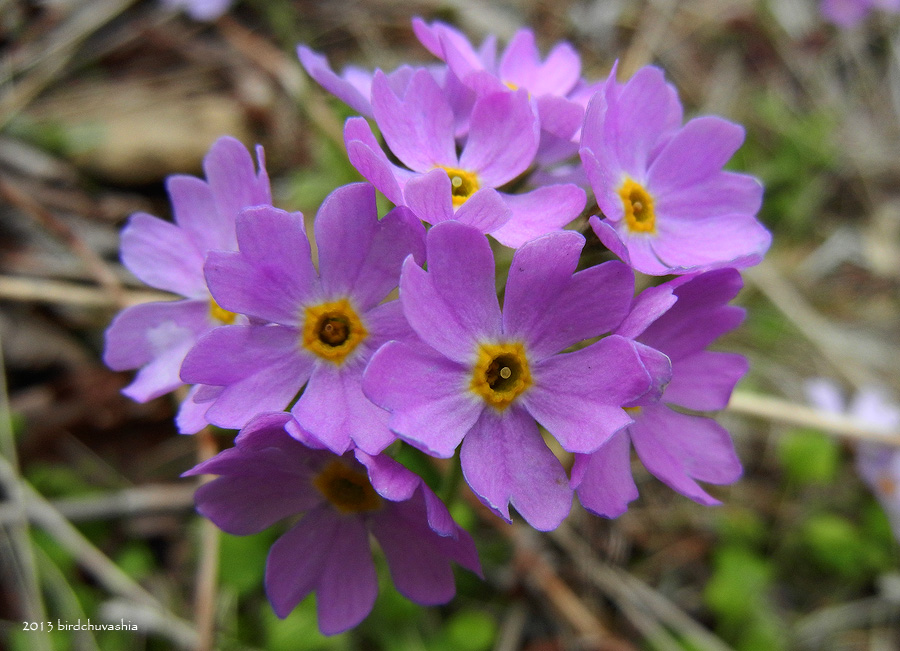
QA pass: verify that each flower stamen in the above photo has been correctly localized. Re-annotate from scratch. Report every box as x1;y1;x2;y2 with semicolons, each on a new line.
209;298;237;325
439;166;480;207
313;460;382;514
618;178;656;234
301;298;367;365
471;342;533;411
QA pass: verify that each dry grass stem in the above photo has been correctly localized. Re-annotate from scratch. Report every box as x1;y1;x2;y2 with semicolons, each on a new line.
0;331;50;649
744;263;897;387
729;391;900;445
0;275;173;308
0;177;128;308
552;524;736;651
192;427;221;651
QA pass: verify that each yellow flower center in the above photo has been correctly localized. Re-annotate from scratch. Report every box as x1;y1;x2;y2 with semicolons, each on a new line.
209;298;237;325
439;166;480;207
470;341;533;411
618;178;656;234
504;81;519;91
301;298;367;365
624;406;642;418
312;460;382;514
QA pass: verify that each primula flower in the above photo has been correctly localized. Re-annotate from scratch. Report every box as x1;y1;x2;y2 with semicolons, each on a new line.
364;221;667;531
179;183;425;454
807;379;900;541
103;136;270;432
573;269;748;517
185;412;481;635
297;46;419;119
346;69;586;248
580;64;771;275
821;0;900;26
412;17;587;162
163;0;231;21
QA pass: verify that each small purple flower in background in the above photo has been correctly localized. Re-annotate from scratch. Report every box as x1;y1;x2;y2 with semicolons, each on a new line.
364;221;667;531
185;412;480;635
412;18;587;164
345;69;586;248
580;64;771;275
807;379;900;540
180;183;425;454
821;0;900;26
103;136;270;432
573;269;748;517
297;46;420;119
163;0;231;21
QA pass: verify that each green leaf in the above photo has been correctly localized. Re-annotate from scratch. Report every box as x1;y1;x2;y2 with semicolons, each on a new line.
219;530;276;597
777;429;840;485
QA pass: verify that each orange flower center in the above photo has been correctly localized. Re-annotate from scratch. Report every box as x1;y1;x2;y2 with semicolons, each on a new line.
301;298;367;365
470;342;533;411
313;460;381;514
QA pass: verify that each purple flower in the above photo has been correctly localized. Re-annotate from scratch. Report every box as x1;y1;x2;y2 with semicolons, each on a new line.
580;64;771;275
345;69;586;249
807;379;900;541
412;18;587;162
179;183;425;454
363;221;667;531
572;269;748;517
185;412;480;635
297;46;419;118
103;137;270;430
163;0;230;21
821;0;900;26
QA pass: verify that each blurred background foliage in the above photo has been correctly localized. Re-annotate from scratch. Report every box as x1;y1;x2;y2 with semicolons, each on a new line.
1;0;900;649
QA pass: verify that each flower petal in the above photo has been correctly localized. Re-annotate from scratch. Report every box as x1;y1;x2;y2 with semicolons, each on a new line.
120;213;206;297
459;89;538;187
399;222;502;362
363;342;481;458
104;299;209;372
655;171;763;222
180;325;313;429
524;335;655;453
614;283;678;340
454;188;513;233
167;175;234;253
490;184;585;248
651;212;772;272
314;516;379;635
175;385;211;434
647;116;745;196
316;184;425;311
502;234;632;358
665;351;748;411
571;431;638;518
204;206;318;325
630;406;742;505
403;169;454;225
613;66;682;177
203;136;271;226
292;361;396;455
190;447;320;535
373;499;467;605
460;406;572;531
297;45;374;116
344;118;410;206
371;69;456;172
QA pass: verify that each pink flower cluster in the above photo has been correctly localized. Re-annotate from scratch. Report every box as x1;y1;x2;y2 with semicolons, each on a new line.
105;18;770;634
